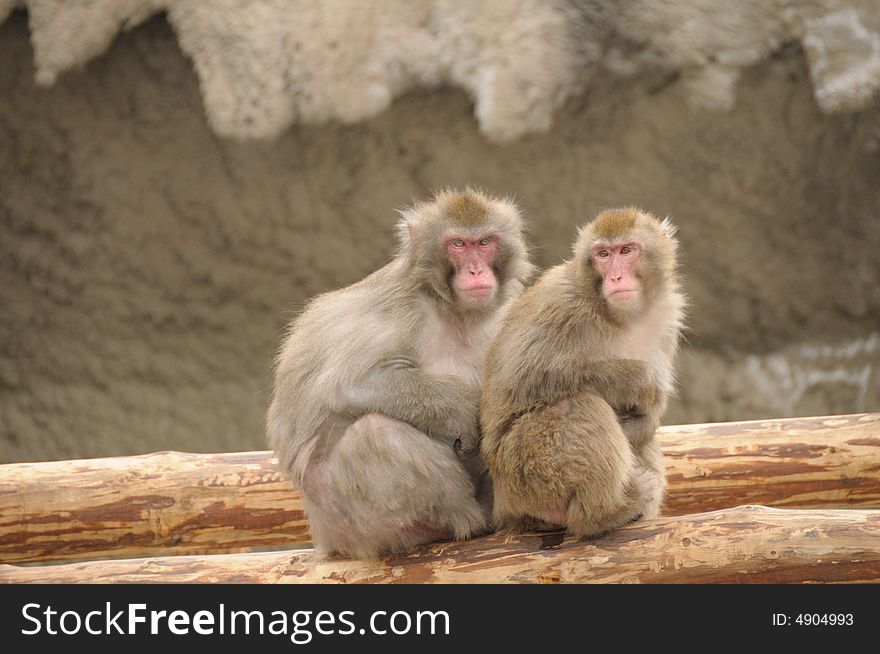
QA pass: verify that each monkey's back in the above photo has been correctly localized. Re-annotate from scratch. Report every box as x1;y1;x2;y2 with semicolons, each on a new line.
267;260;422;482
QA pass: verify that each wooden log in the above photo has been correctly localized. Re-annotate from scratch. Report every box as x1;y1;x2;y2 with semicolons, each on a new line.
1;413;878;564
2;505;878;583
0;451;309;564
662;412;880;514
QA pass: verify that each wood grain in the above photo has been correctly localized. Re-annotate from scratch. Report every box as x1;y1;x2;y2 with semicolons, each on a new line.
662;412;880;514
2;505;877;583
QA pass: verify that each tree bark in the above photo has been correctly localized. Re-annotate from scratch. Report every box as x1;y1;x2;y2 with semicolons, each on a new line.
0;451;309;564
2;505;878;583
1;413;878;564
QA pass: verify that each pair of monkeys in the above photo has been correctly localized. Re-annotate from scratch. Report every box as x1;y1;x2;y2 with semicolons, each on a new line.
267;188;684;559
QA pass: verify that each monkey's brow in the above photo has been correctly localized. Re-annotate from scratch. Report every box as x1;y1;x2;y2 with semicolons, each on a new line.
592;241;636;250
378;357;417;370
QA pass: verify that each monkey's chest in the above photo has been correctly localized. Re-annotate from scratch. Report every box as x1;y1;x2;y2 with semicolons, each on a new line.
612;326;673;393
418;331;485;385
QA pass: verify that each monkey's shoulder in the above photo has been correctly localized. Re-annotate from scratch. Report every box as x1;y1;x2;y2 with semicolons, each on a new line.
498;265;591;338
291;262;404;322
280;277;411;373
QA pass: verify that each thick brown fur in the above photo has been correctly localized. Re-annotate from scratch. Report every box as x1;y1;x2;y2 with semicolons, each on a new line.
480;208;684;536
267;188;534;559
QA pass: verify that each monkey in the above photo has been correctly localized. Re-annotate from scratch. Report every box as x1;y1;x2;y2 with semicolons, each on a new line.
267;188;534;559
480;207;685;537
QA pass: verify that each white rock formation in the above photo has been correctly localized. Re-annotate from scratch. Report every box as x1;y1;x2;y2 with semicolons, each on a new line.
2;0;878;141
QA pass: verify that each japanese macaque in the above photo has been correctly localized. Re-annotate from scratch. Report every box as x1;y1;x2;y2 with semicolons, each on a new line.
480;208;684;536
267;189;533;559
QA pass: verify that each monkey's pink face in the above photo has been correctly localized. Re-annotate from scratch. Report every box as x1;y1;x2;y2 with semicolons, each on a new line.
592;241;643;309
447;235;498;308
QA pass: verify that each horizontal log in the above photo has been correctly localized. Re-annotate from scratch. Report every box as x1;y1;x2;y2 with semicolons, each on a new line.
661;412;880;514
2;505;878;583
1;413;878;564
0;451;309;564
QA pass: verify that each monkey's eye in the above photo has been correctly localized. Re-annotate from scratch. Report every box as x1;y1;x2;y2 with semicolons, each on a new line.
478;237;491;246
596;249;610;258
620;245;632;255
451;239;465;248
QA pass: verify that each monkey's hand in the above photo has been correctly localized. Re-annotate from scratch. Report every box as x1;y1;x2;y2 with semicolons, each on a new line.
438;390;482;457
613;369;666;448
599;359;661;416
619;411;661;448
456;441;489;478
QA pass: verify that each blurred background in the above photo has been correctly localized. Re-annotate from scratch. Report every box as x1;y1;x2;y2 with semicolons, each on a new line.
1;1;878;463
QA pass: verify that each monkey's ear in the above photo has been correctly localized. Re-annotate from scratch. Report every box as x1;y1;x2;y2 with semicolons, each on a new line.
395;209;416;251
659;216;678;240
395;218;413;246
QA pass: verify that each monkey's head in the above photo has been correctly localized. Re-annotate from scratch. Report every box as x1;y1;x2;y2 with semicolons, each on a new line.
398;188;533;313
574;208;678;323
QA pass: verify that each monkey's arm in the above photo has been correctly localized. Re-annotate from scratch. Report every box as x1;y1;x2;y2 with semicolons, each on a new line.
489;358;661;450
514;358;653;407
338;357;481;452
567;359;664;447
583;359;660;415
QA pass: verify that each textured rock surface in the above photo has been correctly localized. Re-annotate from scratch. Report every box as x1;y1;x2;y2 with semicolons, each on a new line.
1;1;879;141
1;12;879;462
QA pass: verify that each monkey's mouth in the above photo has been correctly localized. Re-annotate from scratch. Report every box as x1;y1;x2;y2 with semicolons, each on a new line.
607;289;639;300
458;284;495;296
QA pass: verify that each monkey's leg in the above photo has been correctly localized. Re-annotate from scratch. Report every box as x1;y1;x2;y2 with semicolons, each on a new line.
301;413;487;560
491;392;651;538
487;409;575;532
562;394;663;536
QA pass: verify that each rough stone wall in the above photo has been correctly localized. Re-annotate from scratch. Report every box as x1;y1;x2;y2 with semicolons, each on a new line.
1;10;879;462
